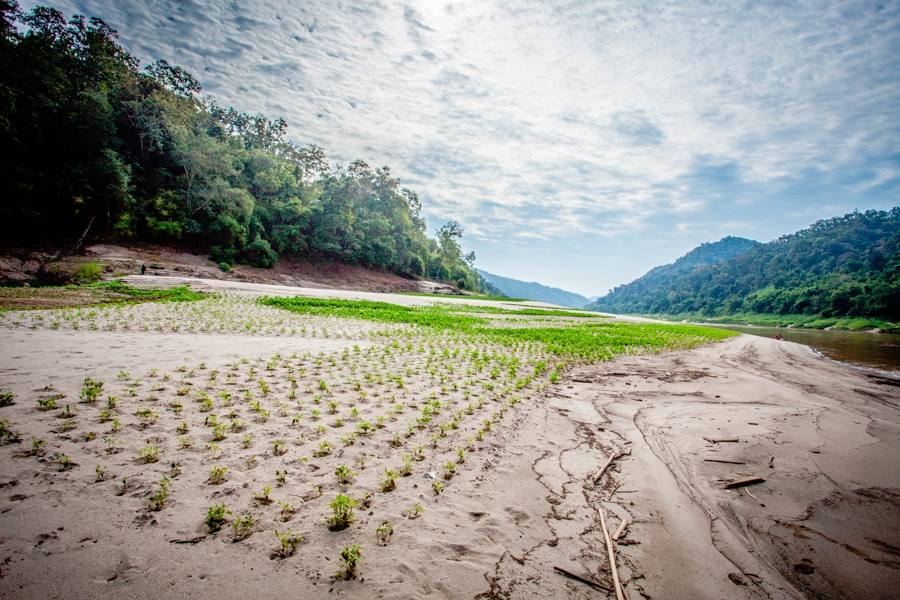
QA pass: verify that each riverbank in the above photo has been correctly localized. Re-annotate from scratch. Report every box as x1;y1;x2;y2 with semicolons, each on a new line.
642;311;899;333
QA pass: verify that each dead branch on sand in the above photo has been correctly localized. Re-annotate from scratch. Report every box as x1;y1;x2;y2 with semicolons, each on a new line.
599;507;627;600
553;565;612;592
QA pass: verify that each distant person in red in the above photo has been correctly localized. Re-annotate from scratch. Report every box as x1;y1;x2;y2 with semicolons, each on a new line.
775;332;783;341
141;264;146;275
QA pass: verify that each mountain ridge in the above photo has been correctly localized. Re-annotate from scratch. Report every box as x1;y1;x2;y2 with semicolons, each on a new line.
588;209;900;320
476;269;590;308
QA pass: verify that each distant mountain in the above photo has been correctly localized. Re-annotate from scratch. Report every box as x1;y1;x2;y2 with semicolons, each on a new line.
588;209;900;320
476;270;590;308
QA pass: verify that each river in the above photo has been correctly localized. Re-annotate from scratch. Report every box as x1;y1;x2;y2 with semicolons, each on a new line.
708;324;900;375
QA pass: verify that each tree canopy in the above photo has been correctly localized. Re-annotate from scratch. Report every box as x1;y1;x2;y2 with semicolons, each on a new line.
0;2;487;291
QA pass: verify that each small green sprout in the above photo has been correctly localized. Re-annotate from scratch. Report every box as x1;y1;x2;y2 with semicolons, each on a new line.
232;513;254;541
376;520;393;545
405;502;423;519
379;468;398;492
206;503;230;531
274;529;303;558
139;445;160;463
148;475;171;511
326;493;357;530
336;544;362;580
208;465;228;484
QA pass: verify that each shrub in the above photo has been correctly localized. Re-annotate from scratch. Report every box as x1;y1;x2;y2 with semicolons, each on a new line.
73;262;103;283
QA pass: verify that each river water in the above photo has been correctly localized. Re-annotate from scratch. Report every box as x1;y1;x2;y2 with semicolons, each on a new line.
708;325;900;375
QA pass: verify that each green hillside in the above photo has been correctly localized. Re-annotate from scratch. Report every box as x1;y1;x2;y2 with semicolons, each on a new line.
589;209;900;322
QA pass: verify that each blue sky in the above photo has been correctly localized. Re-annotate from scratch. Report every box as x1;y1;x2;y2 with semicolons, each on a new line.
23;0;900;295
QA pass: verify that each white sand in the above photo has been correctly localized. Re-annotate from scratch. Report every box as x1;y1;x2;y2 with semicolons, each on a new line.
0;280;897;599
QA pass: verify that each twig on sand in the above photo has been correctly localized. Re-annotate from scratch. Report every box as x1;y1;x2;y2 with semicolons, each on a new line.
613;516;630;541
168;535;206;544
599;507;627;600
553;565;612;592
723;476;765;489
594;448;632;485
703;458;746;465
703;437;739;444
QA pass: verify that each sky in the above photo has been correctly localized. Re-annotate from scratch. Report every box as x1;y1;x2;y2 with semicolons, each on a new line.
22;0;900;296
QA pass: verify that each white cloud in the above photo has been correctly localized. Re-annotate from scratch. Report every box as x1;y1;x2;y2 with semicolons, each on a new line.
20;0;900;293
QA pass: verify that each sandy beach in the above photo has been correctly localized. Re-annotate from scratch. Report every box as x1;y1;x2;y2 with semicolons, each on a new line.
0;282;897;599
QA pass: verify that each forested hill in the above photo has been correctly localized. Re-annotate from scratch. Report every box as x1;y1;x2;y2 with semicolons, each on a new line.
0;4;486;291
476;270;590;308
588;209;900;320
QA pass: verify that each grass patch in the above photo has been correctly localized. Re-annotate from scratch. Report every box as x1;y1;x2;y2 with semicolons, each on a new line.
260;296;734;361
0;280;209;311
397;291;526;302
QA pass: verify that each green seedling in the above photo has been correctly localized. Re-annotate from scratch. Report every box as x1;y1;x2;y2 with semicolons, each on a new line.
79;378;104;403
456;447;466;464
139;445;160;463
335;464;355;485
335;544;362;580
208;465;228;484
57;454;74;471
95;464;106;482
399;453;413;476
37;397;57;411
272;439;286;456
313;440;332;457
254;486;273;505
0;390;14;406
405;502;423;519
176;422;188;434
278;500;296;521
326;493;357;530
30;437;45;456
206;503;230;531
376;520;393;545
274;529;303;558
379;468;398;492
148;475;171;511
212;424;227;441
276;469;287;486
232;513;254;541
432;480;444;495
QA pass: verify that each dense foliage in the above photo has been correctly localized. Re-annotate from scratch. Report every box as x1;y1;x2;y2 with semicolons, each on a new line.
589;210;900;320
0;3;485;290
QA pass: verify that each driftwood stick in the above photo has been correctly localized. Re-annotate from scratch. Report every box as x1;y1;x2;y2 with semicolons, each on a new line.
703;458;746;465
613;516;630;541
703;437;739;444
599;507;626;600
553;566;612;592
594;448;632;485
724;476;765;489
